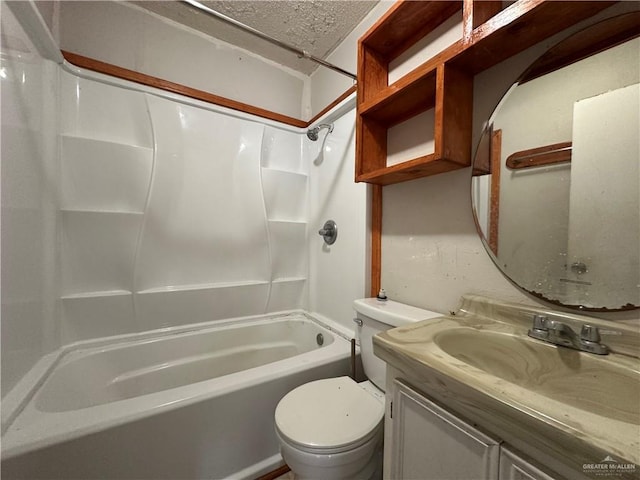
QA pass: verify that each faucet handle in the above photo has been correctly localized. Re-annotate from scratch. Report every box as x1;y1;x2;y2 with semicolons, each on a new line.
528;314;549;340
580;325;601;343
532;314;548;331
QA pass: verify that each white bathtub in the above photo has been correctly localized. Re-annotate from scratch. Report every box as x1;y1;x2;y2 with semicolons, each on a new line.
1;312;352;479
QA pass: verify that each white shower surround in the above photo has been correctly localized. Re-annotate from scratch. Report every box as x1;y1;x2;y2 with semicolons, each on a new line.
2;0;370;398
2;0;368;391
3;7;369;478
58;69;313;343
2;59;366;480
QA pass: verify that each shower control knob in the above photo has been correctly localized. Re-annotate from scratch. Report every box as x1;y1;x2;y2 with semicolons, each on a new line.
318;220;337;245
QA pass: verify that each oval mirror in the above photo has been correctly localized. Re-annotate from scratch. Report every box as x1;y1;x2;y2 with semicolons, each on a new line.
471;12;640;312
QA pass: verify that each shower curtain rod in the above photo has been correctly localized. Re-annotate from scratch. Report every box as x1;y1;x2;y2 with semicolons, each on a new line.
181;0;358;81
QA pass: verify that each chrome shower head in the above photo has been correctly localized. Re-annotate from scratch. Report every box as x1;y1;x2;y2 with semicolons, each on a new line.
306;123;334;141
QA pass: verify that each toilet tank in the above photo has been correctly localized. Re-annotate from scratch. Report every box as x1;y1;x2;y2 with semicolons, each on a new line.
353;298;441;391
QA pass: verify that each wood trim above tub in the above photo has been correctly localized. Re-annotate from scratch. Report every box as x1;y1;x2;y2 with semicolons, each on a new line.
62;51;357;129
307;84;358;126
62;50;311;128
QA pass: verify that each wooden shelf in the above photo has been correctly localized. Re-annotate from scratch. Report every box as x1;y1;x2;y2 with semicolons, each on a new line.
355;0;618;186
357;153;465;186
452;0;618;74
356;61;473;184
358;41;465;126
358;66;437;126
360;1;463;60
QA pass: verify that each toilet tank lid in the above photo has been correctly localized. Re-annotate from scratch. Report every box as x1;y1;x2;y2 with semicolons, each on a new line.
353;298;441;327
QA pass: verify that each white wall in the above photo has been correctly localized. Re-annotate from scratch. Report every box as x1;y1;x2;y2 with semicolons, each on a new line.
304;3;389;318
58;1;308;120
307;104;369;330
1;4;60;396
382;169;534;314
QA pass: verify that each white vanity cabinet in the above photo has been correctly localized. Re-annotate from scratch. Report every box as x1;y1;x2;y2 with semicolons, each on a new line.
389;379;501;479
499;448;558;480
386;379;562;480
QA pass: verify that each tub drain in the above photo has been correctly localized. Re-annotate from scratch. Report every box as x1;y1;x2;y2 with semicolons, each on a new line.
316;333;324;346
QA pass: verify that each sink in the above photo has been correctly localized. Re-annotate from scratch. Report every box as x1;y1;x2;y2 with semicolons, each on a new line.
435;328;640;424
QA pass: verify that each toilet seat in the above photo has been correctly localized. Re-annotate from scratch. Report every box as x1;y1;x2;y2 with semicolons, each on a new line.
275;376;384;455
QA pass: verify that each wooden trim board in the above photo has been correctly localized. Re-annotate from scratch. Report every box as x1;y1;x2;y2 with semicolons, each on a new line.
256;465;291;480
489;130;502;255
506;141;572;169
62;50;355;129
370;185;383;297
307;85;357;126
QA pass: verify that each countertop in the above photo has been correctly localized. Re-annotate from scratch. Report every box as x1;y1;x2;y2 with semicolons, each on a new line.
373;295;640;479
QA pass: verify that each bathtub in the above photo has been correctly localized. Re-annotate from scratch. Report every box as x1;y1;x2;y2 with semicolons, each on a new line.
1;312;352;479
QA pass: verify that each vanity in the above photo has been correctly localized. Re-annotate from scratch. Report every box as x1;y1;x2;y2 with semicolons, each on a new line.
374;295;640;480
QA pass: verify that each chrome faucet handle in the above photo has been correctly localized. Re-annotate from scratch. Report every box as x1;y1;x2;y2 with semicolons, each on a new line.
531;314;549;332
528;314;549;340
579;324;609;354
580;325;601;343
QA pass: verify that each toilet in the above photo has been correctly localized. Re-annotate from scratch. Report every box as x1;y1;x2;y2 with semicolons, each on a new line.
274;298;441;479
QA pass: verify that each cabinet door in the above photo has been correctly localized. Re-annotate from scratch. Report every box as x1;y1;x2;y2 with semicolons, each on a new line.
499;447;558;480
390;379;500;480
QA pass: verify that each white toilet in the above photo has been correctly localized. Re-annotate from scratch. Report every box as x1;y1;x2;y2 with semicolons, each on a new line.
274;298;441;479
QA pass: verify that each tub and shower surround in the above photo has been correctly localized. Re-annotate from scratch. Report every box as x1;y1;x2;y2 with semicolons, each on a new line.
59;71;309;343
1;314;352;479
1;69;356;480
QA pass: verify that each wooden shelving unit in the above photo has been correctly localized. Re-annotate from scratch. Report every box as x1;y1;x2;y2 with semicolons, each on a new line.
355;0;617;186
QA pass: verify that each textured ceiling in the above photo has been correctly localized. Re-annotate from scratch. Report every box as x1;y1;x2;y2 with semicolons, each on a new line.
131;1;378;75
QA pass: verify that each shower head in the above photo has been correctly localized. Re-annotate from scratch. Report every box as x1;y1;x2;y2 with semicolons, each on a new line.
306;123;334;141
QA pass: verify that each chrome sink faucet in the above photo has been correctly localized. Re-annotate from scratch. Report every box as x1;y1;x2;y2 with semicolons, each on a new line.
527;314;609;355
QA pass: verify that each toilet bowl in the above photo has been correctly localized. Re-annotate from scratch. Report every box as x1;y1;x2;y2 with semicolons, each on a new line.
274;298;441;480
275;376;384;480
